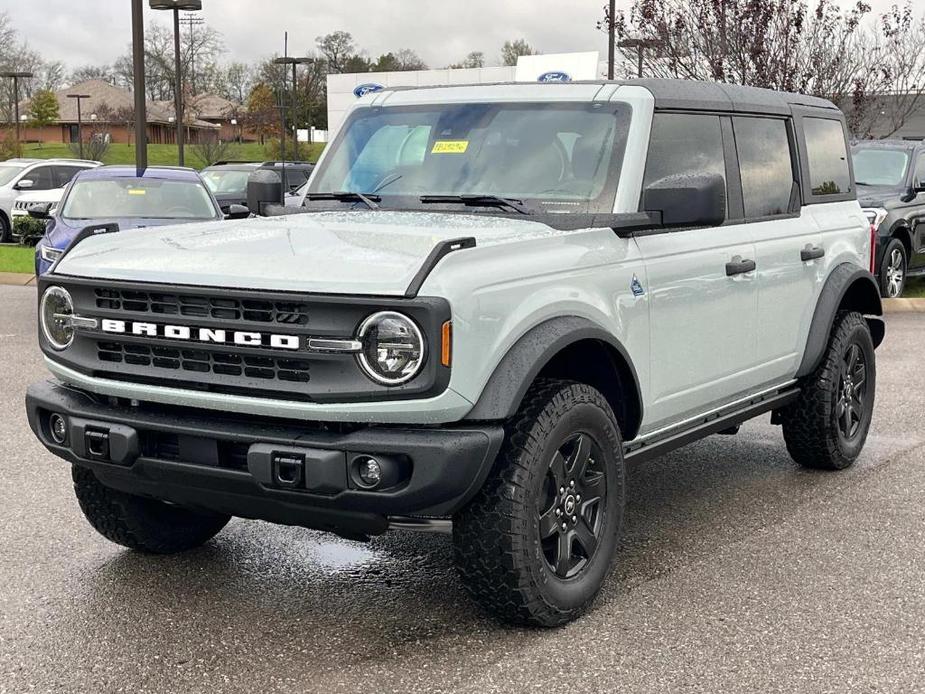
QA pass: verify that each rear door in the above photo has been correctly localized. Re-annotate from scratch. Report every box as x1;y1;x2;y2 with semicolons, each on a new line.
634;112;759;431
733;116;824;385
909;152;925;270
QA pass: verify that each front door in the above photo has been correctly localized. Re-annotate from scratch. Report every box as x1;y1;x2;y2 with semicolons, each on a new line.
634;112;759;432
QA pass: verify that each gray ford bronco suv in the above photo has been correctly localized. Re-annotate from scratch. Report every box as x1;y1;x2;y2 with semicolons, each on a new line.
27;79;884;627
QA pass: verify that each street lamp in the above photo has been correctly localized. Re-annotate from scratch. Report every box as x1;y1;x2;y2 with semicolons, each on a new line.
131;0;148;173
617;38;662;78
149;0;202;167
67;94;91;159
1;70;34;154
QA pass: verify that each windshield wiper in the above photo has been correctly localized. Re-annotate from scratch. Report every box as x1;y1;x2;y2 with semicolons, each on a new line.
304;191;381;210
419;194;529;215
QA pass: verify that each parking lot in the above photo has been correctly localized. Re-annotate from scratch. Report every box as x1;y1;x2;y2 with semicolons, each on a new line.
1;282;923;693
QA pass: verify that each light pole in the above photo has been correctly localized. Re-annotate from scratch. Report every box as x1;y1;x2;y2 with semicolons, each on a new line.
607;0;616;80
131;0;148;173
1;71;34;155
617;38;662;78
274;56;311;159
67;94;91;159
150;0;203;167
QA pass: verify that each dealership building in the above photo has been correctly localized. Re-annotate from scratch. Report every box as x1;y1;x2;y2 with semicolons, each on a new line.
326;52;609;136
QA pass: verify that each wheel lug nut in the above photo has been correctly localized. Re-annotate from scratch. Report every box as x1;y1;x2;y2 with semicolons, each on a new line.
559;486;565;494
569;480;575;488
571;516;577;524
561;522;567;530
576;495;581;502
555;509;562;517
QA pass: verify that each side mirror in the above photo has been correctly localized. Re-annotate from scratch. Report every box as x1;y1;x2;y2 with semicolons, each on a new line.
643;173;726;228
246;169;283;217
914;179;925;194
224;203;250;220
27;202;52;220
16;179;34;190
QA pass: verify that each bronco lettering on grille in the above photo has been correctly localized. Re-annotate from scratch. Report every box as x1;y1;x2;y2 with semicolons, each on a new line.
99;319;300;350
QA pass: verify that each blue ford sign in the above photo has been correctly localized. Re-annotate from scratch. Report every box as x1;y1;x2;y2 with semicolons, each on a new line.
354;83;385;98
537;71;572;83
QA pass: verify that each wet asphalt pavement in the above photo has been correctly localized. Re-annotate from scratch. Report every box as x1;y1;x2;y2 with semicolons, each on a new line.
1;283;923;693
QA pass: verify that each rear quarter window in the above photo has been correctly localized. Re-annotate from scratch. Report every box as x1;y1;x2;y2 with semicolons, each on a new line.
803;117;851;196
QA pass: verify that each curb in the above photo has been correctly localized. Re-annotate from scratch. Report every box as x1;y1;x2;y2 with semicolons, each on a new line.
0;272;35;286
1;272;924;312
882;298;925;313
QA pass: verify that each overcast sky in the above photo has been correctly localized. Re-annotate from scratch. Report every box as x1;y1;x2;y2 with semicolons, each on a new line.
0;0;907;72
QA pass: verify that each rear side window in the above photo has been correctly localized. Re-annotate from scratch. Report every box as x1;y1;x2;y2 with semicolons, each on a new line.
915;153;925;187
643;113;726;190
733;117;794;218
804;118;850;196
53;166;85;188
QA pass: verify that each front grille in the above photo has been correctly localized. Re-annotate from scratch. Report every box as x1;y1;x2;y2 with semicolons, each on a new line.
95;288;309;325
97;340;311;383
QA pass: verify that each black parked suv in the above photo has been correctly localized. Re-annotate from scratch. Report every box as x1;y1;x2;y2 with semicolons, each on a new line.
851;139;925;298
201;161;315;211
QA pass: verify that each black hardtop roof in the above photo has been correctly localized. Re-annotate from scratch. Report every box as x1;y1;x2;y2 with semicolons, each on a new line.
385;78;840;116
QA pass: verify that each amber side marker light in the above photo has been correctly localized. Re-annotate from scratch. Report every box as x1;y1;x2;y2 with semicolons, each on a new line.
441;321;452;367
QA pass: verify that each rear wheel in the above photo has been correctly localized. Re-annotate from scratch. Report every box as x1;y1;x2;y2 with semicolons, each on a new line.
72;466;230;553
781;311;875;470
879;238;907;298
453;380;625;627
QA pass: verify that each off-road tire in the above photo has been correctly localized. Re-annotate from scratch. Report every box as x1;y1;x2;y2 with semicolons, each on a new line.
878;238;907;299
72;466;230;553
453;380;625;627
781;311;876;470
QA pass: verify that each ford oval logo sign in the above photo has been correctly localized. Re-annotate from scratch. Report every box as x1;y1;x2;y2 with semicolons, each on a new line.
538;71;572;83
354;83;385;98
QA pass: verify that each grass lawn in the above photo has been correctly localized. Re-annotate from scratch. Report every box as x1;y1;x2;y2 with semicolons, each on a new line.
0;245;34;274
903;278;925;298
17;142;326;168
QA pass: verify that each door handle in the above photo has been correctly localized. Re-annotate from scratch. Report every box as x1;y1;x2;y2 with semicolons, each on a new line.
725;256;757;277
800;245;825;262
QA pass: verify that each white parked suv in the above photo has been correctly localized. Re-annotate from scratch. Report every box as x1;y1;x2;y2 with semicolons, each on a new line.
0;158;99;242
27;80;883;627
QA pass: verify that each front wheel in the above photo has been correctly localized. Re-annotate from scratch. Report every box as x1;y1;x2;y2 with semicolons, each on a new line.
0;213;10;244
453;380;625;627
781;311;876;470
72;466;230;553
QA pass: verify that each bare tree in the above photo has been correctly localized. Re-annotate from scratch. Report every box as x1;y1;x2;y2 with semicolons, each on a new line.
190;134;237;167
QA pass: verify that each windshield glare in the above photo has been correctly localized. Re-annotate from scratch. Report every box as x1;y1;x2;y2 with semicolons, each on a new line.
851;148;910;186
202;169;252;194
310;102;630;212
0;165;26;187
62;178;218;220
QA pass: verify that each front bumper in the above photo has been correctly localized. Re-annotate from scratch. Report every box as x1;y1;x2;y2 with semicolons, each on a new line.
26;380;504;539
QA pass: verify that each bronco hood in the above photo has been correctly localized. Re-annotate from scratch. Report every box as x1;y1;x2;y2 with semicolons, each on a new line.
52;210;561;296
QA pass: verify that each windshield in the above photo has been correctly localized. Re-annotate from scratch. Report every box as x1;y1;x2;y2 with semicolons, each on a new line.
0;165;26;187
62;178;218;220
202;169;252;195
851;148;910;187
310;102;631;213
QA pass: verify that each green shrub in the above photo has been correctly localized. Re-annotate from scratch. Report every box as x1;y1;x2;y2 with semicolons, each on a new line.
13;215;48;246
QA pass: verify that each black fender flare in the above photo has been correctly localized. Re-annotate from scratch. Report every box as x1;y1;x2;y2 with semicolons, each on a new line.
796;263;884;378
464;316;643;428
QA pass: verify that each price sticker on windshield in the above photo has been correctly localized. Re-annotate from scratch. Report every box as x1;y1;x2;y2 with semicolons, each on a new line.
432;140;469;154
127;189;147;195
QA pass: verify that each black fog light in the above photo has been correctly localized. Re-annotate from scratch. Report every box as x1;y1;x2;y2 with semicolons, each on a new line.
349;454;408;491
49;413;68;445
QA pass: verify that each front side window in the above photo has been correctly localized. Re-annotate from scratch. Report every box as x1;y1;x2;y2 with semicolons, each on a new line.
804;117;851;196
202;169;252;195
53;166;86;189
642;113;726;192
734;117;795;218
24;166;55;190
62;178;218;220
311;102;631;213
915;153;925;188
851;148;910;187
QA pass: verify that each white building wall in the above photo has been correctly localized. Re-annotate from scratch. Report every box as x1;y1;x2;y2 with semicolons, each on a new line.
327;66;516;137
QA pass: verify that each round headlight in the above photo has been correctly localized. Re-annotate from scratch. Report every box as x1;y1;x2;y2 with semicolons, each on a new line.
40;286;75;350
356;311;425;385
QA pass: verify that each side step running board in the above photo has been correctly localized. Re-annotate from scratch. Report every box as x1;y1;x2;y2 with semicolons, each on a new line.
623;388;800;465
